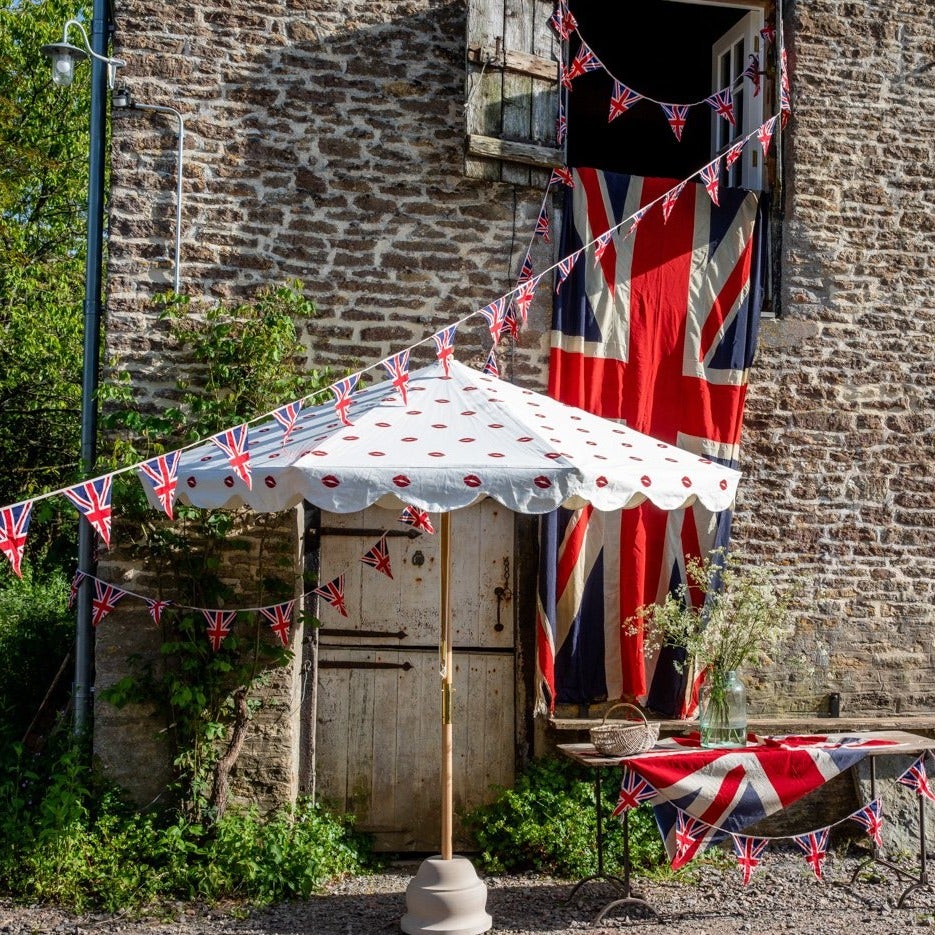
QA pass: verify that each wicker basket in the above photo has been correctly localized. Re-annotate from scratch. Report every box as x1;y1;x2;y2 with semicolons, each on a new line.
589;703;660;756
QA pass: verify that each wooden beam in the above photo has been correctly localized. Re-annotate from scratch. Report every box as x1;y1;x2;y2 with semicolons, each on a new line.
467;44;558;81
466;133;562;170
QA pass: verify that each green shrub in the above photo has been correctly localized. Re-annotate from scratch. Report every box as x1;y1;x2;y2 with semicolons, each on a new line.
464;755;665;878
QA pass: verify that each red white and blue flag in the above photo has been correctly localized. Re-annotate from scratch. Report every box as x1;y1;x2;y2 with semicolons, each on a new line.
399;505;435;534
483;349;500;377
550;166;575;189
91;579;127;628
138;451;181;520
382;349;412;405
212;425;252;489
725;139;745;170
203;609;236;651
145;597;172;626
313;575;348;617
897;755;935;802
478;297;507;345
731;834;768;885
609;81;642;123
851;798;884;848
68;570;86;610
432;325;457;377
260;600;295;646
743;54;761;97
611;767;657;817
331;375;359;427
674;811;708;866
273;401;302;447
548;1;576;41
554;252;578;293
758;116;777;159
513;276;538;325
705;88;736;126
561;44;600;89
361;535;393;579
0;501;32;578
539;168;766;715
64;475;113;547
661;182;685;224
699;159;721;206
556;103;567;146
793;828;829;880
535;205;551;243
661;103;690;142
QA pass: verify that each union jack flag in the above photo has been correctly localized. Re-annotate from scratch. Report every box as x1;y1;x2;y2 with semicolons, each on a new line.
548;1;576;40
592;229;614;265
483;348;500;377
382;349;411;405
674;811;709;867
145;597;172;626
731;835;768;885
260;600;295;646
611;768;656;817
851;798;884;848
541;167;767;714
794;828;829;880
554;252;578;293
68;570;86;609
757;116;777;159
330;374;360;427
560;44;600;89
609;81;642;123
556;103;567;146
897;755;935;802
518;251;534;282
399;504;435;534
272;401;302;447
91;579;127;628
203;609;236;651
361;534;393;579
503;304;520;340
138;451;181;519
0;501;32;578
780;48;792;120
313;574;348;617
478;297;507;345
760;23;776;46
705;88;736;126
432;325;457;377
513;276;538;324
550;166;575;189
661;103;690;142
64;475;113;547
626;207;647;238
699;159;721;206
743;54;761;97
212;425;252;490
725;139;746;170
535;205;551;243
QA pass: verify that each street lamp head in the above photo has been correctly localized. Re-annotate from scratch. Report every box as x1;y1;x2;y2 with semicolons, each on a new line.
41;41;88;88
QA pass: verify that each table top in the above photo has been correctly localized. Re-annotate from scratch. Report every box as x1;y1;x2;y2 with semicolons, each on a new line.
558;730;935;768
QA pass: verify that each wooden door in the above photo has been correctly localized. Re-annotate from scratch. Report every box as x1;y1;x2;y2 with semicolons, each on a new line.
313;500;515;851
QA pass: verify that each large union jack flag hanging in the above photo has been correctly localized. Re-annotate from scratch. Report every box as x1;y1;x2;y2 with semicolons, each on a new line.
260;600;295;646
382;349;412;405
203;609;236;651
138;451;181;520
0;501;32;578
361;534;394;579
539;168;766;716
64;475;113;548
91;579;128;628
212;425;252;490
313;574;348;617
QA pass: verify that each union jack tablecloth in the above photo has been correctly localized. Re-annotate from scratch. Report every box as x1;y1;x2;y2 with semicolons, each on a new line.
620;733;898;868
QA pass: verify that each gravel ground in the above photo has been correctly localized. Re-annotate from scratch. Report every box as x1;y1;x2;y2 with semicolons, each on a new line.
2;851;935;934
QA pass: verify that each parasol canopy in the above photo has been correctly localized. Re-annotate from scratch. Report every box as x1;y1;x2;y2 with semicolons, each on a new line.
163;360;741;515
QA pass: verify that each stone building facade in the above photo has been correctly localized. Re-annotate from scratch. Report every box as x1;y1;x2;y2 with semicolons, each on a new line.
98;0;935;827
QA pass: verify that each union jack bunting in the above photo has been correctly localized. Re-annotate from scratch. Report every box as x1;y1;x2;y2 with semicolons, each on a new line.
725;139;745;170
611;768;656;817
535;205;551;243
503;304;520;340
399;504;435;534
483;348;500;377
361;534;393;579
64;475;113;547
203;609;236;651
550;166;575;189
513;276;537;324
661;182;685;224
331;374;360;427
432;325;457;377
68;570;86;609
560;44;600;89
760;23;776;45
593;229;614;265
313;574;348;617
91;580;127;628
661;103;690;142
554;252;578;293
705;88;736;126
144;597;172;626
382;349;412;405
674;811;709;867
699;159;721;206
731;835;769;885
757;116;777;159
138;451;181;520
272;401;302;447
851;798;884;848
556;103;567;146
479;297;507;345
897;755;935;802
0;501;32;578
548;1;576;40
211;425;252;490
518;251;534;282
259;600;295;646
609;81;642;123
743;54;761;97
626;207;647;238
793;828;829;880
780;48;791;119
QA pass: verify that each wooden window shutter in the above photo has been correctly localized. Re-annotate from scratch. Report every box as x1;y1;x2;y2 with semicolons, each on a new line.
465;0;562;186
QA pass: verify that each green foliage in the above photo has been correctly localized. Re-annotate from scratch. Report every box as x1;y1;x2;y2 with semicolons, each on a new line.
464;756;665;878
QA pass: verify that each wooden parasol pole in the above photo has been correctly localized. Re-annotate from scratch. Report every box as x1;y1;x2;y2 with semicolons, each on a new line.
440;511;453;860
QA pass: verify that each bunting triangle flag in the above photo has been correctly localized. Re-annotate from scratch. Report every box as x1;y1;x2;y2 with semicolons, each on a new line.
361;535;393;579
673;811;709;869
611;768;656;817
432;325;457;377
211;425;252;490
549;166;575;189
272;401;302;447
758;116;777;159
330;374;360;427
68;570;86;610
478;297;507;345
661;103;690;142
760;23;776;45
399;504;435;534
555;253;578;293
556;103;567;146
259;600;295;646
699;159;721;206
897;755;935;802
725;139;746;170
609;80;642;122
593;230;614;265
203;609;236;651
138;451;181;520
548;1;576;40
483;348;500;377
91;579;128;628
313;575;348;617
626;207;647;237
793;828;829;880
535;205;551;243
503;303;520;340
560;44;600;89
743;53;761;97
513;276;537;324
0;501;32;578
145;597;172;626
64;475;113;548
518;251;534;282
731;835;769;885
662;181;686;223
851;798;884;848
705;87;736;126
382;349;411;405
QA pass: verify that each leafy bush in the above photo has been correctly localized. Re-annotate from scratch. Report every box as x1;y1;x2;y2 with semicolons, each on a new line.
464;755;665;878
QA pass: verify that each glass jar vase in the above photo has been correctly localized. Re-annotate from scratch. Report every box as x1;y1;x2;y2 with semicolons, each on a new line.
699;669;747;748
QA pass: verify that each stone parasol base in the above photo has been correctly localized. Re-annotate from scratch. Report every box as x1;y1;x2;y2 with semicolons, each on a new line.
400;855;492;935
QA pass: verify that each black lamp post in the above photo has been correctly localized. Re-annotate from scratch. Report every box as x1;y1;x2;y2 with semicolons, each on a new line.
42;5;124;735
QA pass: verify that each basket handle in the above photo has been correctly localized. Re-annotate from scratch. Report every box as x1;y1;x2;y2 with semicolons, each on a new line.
601;702;648;728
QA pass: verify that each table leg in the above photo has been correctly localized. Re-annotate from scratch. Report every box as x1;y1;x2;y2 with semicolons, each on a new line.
896;755;931;909
593;807;659;924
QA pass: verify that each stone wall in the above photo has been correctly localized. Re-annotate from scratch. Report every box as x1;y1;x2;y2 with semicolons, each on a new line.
100;0;935;804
